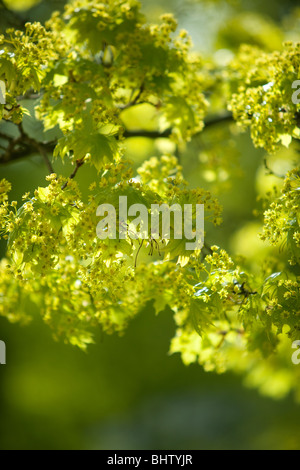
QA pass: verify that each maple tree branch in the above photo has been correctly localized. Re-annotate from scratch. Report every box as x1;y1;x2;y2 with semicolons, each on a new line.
0;122;56;174
123;111;233;139
61;158;85;190
118;83;145;111
17;123;55;174
0;112;233;172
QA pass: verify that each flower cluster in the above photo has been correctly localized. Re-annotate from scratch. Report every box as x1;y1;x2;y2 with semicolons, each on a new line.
228;43;300;153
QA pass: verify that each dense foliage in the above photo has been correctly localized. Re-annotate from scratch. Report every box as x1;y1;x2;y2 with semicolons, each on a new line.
1;0;300;400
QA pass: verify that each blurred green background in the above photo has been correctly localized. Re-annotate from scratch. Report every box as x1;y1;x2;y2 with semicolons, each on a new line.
1;0;300;450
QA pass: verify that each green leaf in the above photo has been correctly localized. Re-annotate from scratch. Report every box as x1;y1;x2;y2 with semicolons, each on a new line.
55;128;120;170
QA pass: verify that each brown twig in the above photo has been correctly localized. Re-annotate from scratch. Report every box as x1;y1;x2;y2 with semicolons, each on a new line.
0;122;56;173
0;112;234;174
61;158;85;190
118;83;145;111
17;123;55;174
123;111;233;139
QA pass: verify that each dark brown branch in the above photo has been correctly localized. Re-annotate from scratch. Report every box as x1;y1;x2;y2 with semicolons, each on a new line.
61;158;85;190
204;111;233;128
123;111;233;139
118;83;145;111
35;141;55;174
123;128;172;139
0;112;233;170
17;123;55;174
0;122;56;173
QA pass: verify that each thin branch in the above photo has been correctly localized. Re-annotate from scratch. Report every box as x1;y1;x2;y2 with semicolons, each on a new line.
123;128;172;139
18;123;55;174
0;112;234;171
123;111;233;139
118;83;145;111
61;158;85;190
0;122;56;173
0;138;56;164
204;111;233;128
35;141;55;174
